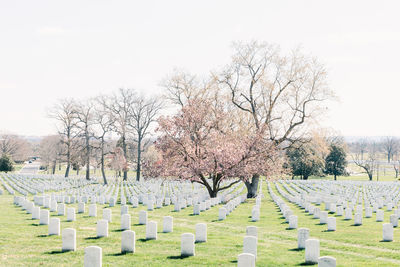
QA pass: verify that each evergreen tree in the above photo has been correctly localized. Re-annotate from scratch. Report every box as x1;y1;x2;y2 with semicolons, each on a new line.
325;144;347;180
0;154;14;172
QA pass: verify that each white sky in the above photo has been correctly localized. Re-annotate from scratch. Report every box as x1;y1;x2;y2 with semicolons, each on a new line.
1;0;400;137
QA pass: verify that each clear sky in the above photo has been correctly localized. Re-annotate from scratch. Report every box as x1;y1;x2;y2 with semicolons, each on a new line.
1;0;400;137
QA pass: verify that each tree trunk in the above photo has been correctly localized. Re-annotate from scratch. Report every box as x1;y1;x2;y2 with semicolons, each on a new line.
368;173;373;181
245;174;260;198
85;132;90;180
136;137;141;181
303;174;309;180
122;135;128;181
52;160;56;175
65;147;70;177
101;140;107;185
334;174;337;181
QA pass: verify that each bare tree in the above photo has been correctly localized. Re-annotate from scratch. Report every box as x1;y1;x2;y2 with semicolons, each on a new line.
109;88;135;181
39;135;63;174
49;99;78;177
217;41;333;197
74;99;96;180
352;142;378;181
128;94;163;181
93;96;115;184
0;134;31;162
381;136;399;163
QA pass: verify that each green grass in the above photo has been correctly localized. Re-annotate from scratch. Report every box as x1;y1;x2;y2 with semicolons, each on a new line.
1;179;400;266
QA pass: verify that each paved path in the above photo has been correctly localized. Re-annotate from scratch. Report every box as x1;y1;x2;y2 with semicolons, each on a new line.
19;161;41;175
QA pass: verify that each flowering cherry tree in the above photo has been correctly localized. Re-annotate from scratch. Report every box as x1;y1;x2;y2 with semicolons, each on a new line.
154;99;283;197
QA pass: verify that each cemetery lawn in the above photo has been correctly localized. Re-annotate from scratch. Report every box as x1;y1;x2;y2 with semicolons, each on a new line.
1;182;400;266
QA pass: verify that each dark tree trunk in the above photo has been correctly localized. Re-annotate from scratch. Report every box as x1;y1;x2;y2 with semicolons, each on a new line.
65;147;70;178
101;140;107;185
122;135;128;181
334;174;337;181
136;137;141;181
52;161;56;175
245;174;260;198
85;131;90;181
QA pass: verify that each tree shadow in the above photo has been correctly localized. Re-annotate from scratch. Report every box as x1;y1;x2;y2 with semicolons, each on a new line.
167;255;191;259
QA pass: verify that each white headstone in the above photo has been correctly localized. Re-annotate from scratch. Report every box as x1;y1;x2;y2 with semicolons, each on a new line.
318;256;336;267
67;208;76;221
320;211;328;224
121;214;131;230
84;246;102;267
219;207;227;220
376;210;384;222
195;223;207;242
383;223;393;241
97;219;108;238
32;206;41;220
146;221;157;240
354;213;362;226
120;205;129;215
78;202;85;213
298;228;309;249
102;208;112;222
246;226;258;237
139;210;147;225
327;217;336;231
243;236;257;259
58;203;65;216
40;209;49;225
289;215;298;229
121;230;135;253
163;216;173;233
237;253;255;267
181;233;195;256
49;218;60;235
305;239;320;264
390;214;398;227
251;208;260;222
89;204;97;217
62;228;76;252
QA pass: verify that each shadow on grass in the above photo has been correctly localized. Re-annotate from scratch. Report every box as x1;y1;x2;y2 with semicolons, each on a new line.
167;255;191;260
285;227;296;230
322;230;335;232
85;236;102;240
133;224;144;226
45;250;71;255
297;262;317;266
112;229;124;232
230;260;238;263
137;238;154;242
288;248;304;251
380;240;393;242
351;224;362;227
315;223;327;226
107;252;133;256
30;223;40;226
37;234;49;237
